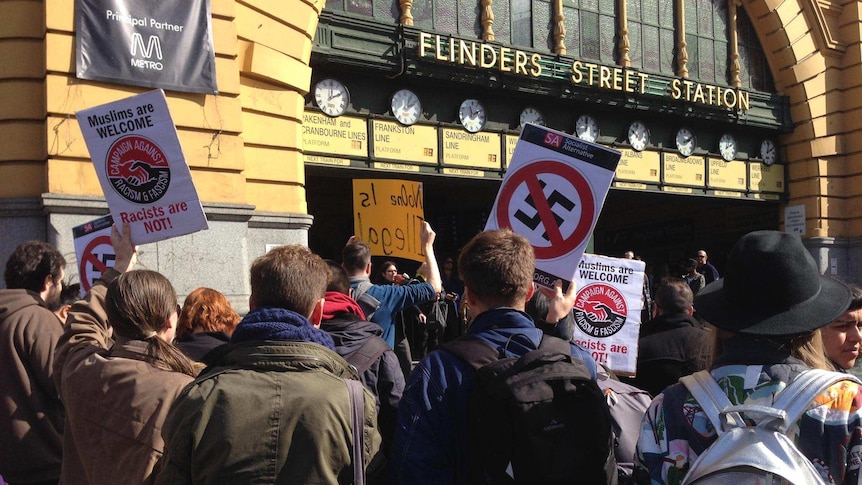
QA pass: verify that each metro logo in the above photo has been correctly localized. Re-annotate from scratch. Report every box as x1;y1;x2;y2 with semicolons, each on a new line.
544;132;562;147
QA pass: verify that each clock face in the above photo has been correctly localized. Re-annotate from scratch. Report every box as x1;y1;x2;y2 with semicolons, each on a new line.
675;127;696;157
314;78;349;117
519;107;544;128
458;99;486;133
576;115;599;143
760;139;777;165
628;121;649;151
391;89;422;126
719;133;737;161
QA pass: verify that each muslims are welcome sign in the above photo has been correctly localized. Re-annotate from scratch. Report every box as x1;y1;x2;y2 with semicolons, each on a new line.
77;89;208;245
572;253;645;376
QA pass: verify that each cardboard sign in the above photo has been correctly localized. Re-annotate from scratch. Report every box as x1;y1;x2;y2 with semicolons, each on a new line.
485;124;620;289
353;179;426;262
72;215;116;297
76;89;208;244
571;253;645;376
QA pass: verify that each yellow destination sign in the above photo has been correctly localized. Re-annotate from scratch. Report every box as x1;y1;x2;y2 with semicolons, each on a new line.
505;134;519;169
302;111;368;157
749;163;785;193
616;150;660;183
663;186;693;194
352;179;426;262
707;158;747;190
304;155;351;166
443;168;486;177
372;121;438;163
442;129;501;169
663;153;705;187
373;162;420;172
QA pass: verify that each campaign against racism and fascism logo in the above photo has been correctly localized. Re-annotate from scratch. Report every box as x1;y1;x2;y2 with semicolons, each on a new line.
574;283;627;338
106;135;171;204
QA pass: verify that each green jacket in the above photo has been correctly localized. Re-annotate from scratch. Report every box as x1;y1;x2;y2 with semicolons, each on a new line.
155;339;383;484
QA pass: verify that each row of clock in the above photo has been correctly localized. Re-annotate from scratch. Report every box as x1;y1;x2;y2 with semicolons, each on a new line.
312;78;778;165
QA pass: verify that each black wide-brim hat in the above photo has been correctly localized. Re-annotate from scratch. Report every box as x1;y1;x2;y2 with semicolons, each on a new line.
694;230;851;336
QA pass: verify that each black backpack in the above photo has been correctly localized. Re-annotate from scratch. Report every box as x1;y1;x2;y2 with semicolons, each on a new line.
442;334;618;484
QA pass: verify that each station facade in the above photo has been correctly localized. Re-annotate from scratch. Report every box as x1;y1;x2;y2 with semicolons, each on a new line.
1;0;861;307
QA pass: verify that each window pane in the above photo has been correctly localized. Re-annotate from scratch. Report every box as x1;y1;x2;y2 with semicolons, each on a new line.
512;0;532;46
325;0;344;11
642;0;658;24
629;22;642;68
600;0;614;14
536;0;553;50
686;32;699;78
697;0;713;37
628;0;642;21
658;1;674;28
374;0;398;20
685;0;698;33
564;4;580;57
436;0;457;33
582;0;599;10
347;0;373;16
661;28;675;75
714;39;727;83
643;25;659;71
494;0;511;44
581;10;600;60
699;37;715;83
413;0;434;28
713;0;727;39
459;0;481;37
600;14;615;62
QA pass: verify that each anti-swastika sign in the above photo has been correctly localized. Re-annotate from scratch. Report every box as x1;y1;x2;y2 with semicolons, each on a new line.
486;124;620;289
73;214;116;297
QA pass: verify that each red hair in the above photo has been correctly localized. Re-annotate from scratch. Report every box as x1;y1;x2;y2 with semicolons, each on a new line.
176;287;240;339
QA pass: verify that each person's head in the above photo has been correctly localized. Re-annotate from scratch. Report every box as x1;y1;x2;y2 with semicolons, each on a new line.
624;251;635;260
323;259;351;295
695;230;852;370
696;250;708;265
249;245;328;323
820;284;862;370
342;240;372;276
443;256;455;273
176;287;240;340
683;258;698;274
653;277;694;316
104;270;196;376
378;261;399;284
52;282;81;323
4;240;66;308
458;229;535;313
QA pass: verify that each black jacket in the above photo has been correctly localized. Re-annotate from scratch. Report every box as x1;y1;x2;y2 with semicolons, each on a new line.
632;313;712;397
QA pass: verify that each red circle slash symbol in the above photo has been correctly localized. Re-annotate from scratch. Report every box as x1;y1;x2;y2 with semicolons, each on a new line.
79;235;114;293
496;160;595;260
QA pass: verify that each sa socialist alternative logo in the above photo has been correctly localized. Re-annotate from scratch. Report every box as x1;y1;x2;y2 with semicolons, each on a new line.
574;283;627;338
105;135;170;204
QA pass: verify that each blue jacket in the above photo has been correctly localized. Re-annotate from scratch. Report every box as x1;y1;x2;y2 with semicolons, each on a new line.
390;307;597;484
350;277;436;348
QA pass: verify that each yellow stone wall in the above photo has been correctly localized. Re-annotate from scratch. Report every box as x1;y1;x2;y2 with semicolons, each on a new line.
744;0;862;238
0;0;323;214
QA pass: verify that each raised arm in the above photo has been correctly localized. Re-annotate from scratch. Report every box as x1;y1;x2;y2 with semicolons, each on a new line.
420;222;442;295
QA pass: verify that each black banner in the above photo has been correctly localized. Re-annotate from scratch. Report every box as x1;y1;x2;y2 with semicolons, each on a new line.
76;0;218;94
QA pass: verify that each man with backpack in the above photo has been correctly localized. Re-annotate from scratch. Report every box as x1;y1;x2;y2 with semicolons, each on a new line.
320;259;404;456
634;230;862;484
391;229;617;484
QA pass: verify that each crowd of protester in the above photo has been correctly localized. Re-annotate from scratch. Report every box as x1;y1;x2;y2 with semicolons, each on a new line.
2;223;862;484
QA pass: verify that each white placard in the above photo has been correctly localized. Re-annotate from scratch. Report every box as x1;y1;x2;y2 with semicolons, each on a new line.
571;253;645;376
76;89;208;244
784;204;806;236
72;215;116;297
485;124;621;289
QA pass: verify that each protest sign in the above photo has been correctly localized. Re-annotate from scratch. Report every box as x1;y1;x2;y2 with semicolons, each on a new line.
76;89;208;245
72;215;116;297
353;179;426;262
485;124;620;289
571;253;645;376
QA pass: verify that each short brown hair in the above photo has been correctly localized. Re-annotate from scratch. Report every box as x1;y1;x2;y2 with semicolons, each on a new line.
250;245;327;316
176;287;240;339
458;229;534;308
342;240;372;274
654;277;694;314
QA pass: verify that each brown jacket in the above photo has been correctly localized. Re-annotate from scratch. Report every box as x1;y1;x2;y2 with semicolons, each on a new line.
0;289;64;483
54;270;194;485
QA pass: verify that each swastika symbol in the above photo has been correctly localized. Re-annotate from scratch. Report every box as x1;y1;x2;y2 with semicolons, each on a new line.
514;180;577;241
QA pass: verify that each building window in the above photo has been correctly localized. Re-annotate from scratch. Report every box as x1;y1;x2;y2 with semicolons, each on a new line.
325;0;399;20
626;0;675;76
737;7;772;91
561;0;619;62
684;0;728;85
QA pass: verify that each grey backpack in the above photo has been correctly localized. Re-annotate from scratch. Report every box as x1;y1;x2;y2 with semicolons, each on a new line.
351;281;380;321
679;369;861;485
